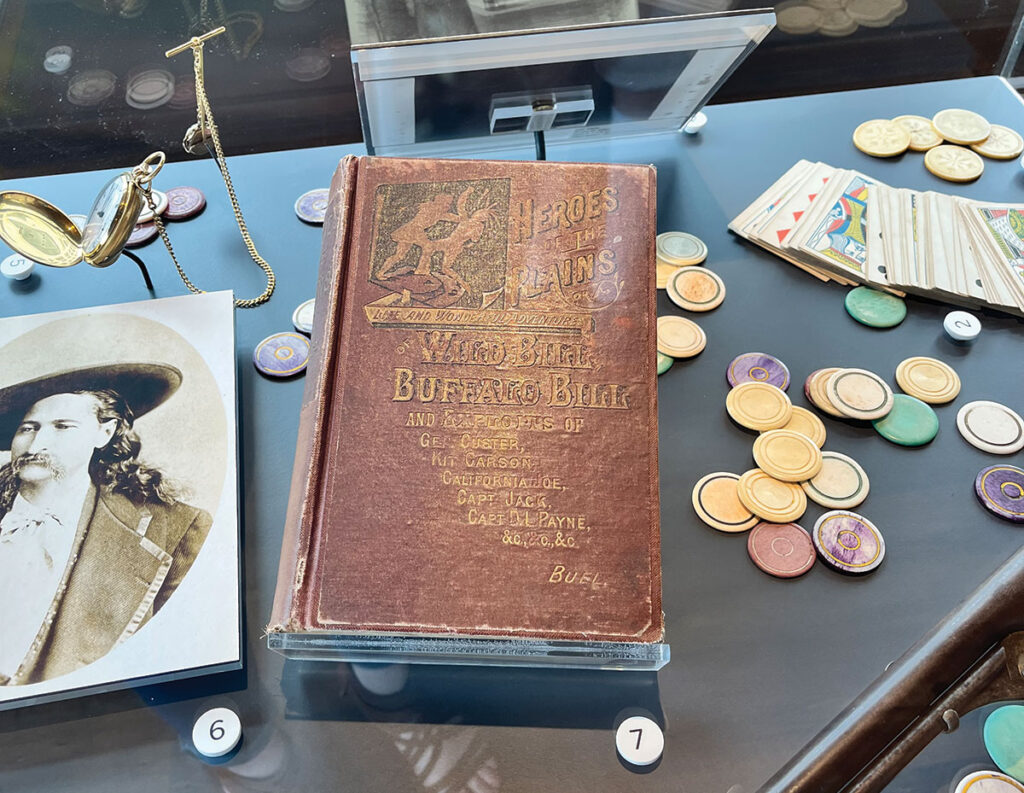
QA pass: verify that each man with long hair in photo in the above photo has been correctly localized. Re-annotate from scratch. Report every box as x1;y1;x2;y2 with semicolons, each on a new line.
0;363;211;685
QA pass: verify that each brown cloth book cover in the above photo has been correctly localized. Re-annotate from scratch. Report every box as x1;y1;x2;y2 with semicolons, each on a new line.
270;155;663;645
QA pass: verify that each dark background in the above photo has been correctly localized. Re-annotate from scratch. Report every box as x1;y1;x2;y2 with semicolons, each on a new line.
1;0;1023;178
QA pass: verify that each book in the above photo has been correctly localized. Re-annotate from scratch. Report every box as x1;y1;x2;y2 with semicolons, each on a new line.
0;291;241;710
269;156;664;666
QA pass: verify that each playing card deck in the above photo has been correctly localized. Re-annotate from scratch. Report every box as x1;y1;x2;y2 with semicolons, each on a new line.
730;161;1024;316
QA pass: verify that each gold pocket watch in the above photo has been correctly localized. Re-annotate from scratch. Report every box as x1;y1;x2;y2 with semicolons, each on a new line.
0;27;275;309
0;152;162;269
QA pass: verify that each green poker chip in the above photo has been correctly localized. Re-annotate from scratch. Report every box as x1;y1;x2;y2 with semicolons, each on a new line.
657;351;673;375
845;286;907;328
872;394;938;446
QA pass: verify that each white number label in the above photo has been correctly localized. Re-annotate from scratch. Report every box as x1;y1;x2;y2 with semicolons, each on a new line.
192;707;242;758
615;715;664;767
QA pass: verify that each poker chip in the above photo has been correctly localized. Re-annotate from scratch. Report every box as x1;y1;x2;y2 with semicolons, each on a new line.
656;351;673;375
804;367;845;417
295;188;330;224
137;190;169;224
813;510;885;574
985;706;1024;780
925;145;985;183
43;45;73;75
67;69;116;107
944;310;981;341
971;124;1024;160
801;451;870;509
163;186;206;221
1;253;35;280
726;382;793;431
769;405;826;447
872;394;939;446
736;469;807;524
954;771;1024;793
656;231;707;266
285;47;331;82
727;352;790;390
826;368;894;421
667;267;725;312
125;222;158;248
892;115;942;151
852;119;910;157
957;401;1024;455
126;68;175;110
844;286;907;328
292;298;316;334
753;429;824;482
691;472;758;533
975;465;1024;523
656;261;680;290
932;108;991;146
253;332;311;378
895;356;960;404
656;315;706;358
746;521;816;578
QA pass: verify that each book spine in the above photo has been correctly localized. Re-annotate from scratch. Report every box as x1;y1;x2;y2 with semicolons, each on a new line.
268;155;360;632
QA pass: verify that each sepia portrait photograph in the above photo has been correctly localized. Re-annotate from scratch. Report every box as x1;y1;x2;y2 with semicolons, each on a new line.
0;291;240;709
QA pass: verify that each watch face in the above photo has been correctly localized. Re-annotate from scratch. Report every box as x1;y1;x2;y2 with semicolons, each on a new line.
0;191;83;267
81;173;140;267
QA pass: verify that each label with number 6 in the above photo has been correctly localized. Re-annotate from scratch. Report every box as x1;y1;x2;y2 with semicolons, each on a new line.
192;706;242;758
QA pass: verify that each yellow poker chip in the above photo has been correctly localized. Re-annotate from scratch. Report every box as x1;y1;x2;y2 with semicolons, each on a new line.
726;381;793;431
753;429;825;482
736;468;807;524
970;124;1024;160
895;356;961;404
924;145;984;183
932;108;991;145
656;315;706;358
667;267;726;312
768;405;827;447
656;260;681;289
691;472;759;533
892;115;942;151
852;119;911;157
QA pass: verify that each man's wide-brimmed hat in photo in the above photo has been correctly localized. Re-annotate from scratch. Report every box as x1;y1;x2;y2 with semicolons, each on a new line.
0;363;182;451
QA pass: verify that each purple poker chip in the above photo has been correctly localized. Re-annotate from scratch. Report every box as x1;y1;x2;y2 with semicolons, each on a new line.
125;222;157;248
975;465;1024;523
294;188;329;224
813;510;885;574
727;352;791;390
163;186;206;220
253;332;310;378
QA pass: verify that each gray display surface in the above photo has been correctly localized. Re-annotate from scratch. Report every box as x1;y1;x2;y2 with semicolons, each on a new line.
1;76;1023;792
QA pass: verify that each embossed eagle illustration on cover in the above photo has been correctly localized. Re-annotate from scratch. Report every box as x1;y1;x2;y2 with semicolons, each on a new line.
271;156;663;650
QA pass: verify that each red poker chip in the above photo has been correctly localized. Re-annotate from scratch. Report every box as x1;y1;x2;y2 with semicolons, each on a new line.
163;186;206;221
125;222;158;248
747;521;816;578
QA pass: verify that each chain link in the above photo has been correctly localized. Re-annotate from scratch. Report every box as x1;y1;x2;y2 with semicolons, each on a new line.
151;37;275;309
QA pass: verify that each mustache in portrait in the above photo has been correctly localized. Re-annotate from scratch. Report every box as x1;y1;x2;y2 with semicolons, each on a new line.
12;453;67;480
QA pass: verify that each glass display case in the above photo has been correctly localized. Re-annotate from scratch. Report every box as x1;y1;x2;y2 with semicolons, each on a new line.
2;3;1024;793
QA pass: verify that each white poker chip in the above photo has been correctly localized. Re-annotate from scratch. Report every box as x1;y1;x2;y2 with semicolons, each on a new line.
285;48;331;82
137;190;169;224
944;310;981;341
684;111;708;134
67;69;116;107
292;298;316;334
126;69;175;110
957;401;1024;455
1;253;36;280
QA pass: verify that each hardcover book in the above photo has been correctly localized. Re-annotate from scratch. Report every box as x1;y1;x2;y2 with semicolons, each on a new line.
0;292;241;709
269;156;666;669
